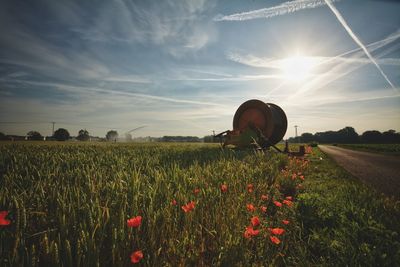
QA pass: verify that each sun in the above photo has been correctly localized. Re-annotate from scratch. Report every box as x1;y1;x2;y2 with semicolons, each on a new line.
280;55;316;82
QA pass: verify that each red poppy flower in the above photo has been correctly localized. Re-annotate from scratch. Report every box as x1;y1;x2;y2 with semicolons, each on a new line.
273;201;282;207
261;194;269;200
130;250;143;264
246;203;256;212
260;206;267;213
181;201;196;213
220;184;228;192
0;211;11;226
247;184;254;193
291;173;297;180
285;196;293;201
251;216;260;227
244;226;260;239
270;228;285;235
282;220;290;225
171;199;177;206
283;200;293;207
270;236;281;245
299;175;305;180
127;216;142;228
193;188;200;195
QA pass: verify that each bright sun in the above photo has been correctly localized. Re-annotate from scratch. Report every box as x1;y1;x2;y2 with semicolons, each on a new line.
280;55;316;82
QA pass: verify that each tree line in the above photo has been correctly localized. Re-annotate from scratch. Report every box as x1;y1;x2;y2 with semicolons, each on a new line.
0;129;119;141
1;126;399;143
289;127;400;144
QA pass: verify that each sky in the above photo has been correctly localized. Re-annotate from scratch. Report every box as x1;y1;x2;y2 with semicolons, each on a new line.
0;0;399;138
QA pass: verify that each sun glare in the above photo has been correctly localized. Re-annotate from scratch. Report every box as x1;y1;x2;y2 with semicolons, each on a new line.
280;55;315;82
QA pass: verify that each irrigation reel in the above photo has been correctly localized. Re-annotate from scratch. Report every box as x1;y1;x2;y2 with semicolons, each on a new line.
214;99;305;156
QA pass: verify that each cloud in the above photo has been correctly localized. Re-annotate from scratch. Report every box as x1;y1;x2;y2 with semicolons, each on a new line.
1;79;224;107
214;0;340;21
68;0;216;52
225;28;400;95
227;53;400;69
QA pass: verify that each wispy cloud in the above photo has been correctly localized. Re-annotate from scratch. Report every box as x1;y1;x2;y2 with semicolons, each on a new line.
1;79;224;107
214;0;339;21
323;0;397;90
227;53;400;69
225;27;400;99
68;0;216;53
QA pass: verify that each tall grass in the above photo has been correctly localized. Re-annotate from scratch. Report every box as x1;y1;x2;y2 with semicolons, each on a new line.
0;143;304;266
2;143;397;266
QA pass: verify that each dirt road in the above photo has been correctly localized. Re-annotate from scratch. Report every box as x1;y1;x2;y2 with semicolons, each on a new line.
319;145;400;198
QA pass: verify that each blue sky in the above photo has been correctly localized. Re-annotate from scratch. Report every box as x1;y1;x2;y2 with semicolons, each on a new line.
0;0;399;138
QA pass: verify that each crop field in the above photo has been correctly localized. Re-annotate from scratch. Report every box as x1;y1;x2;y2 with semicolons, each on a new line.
1;142;399;266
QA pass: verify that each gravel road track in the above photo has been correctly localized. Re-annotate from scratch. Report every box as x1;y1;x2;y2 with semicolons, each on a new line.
319;145;400;198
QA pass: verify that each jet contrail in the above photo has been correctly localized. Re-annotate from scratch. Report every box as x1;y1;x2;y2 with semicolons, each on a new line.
214;0;340;21
324;0;397;90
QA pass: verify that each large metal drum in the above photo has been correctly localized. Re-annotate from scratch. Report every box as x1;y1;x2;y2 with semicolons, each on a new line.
232;99;287;145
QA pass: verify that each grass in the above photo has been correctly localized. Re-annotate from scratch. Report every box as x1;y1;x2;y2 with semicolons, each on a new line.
338;144;400;155
295;148;400;266
0;142;399;266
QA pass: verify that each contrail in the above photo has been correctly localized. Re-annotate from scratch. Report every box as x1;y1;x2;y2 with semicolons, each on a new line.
324;0;397;90
214;0;339;21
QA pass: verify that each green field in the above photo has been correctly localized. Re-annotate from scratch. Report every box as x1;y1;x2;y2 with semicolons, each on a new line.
338;144;400;155
0;142;399;266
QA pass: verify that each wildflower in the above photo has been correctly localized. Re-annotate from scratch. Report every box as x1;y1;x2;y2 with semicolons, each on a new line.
171;199;177;206
261;194;268;201
193;188;200;195
251;216;260;227
273;201;282;207
247;184;254;193
270;228;285;235
283;200;293;207
282;220;290;225
299;175;305;180
244;226;260;239
220;184;228;192
285;196;293;201
270;236;281;245
246;203;256;212
0;211;11;226
127;216;142;228
130;250;143;264
182;201;196;213
291;173;297;180
260;206;267;213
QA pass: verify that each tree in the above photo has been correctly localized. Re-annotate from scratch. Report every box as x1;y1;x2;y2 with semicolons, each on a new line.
382;130;400;143
106;130;118;141
54;128;70;141
0;132;7;140
337;127;359;143
361;130;382;144
77;129;90;141
27;131;43;141
300;133;314;143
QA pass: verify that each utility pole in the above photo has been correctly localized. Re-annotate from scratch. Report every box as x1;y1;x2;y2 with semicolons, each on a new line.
294;125;299;143
51;122;55;136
